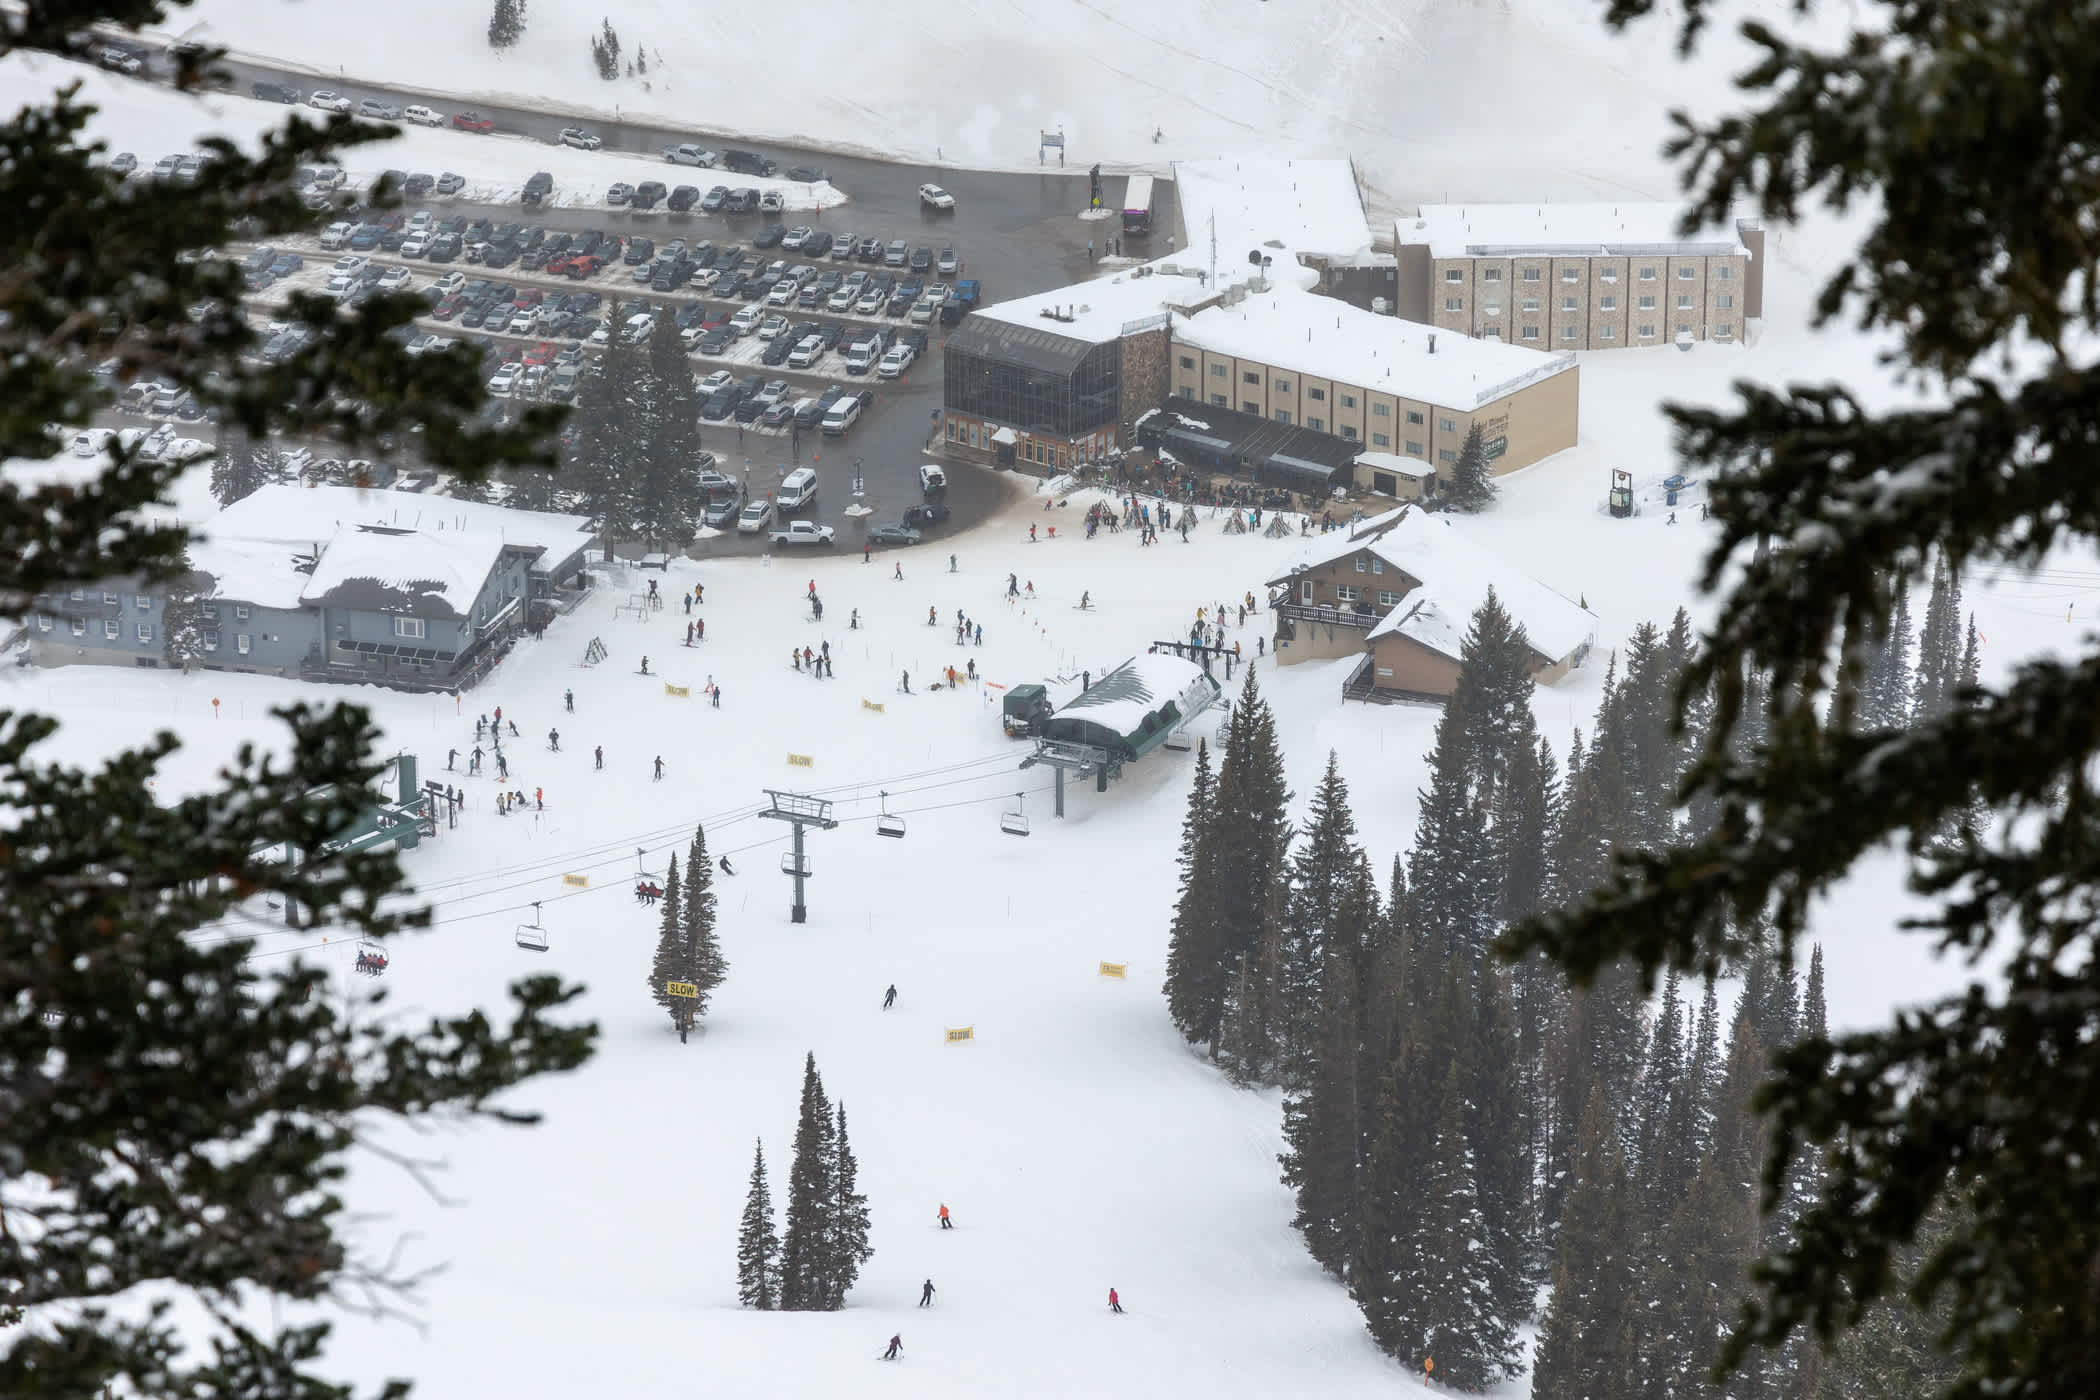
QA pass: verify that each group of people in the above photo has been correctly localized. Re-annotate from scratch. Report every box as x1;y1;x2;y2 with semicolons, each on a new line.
495;788;542;815
794;643;834;677
634;881;667;905
353;949;389;976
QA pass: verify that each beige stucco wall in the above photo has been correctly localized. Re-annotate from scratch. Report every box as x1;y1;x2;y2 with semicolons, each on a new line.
1410;246;1752;349
1369;634;1465;696
1274;616;1374;666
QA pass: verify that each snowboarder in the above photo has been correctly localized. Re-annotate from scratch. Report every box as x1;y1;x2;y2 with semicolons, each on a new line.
564;688;574;712
883;1335;902;1361
938;1203;952;1229
653;755;665;781
974;623;983;646
1109;1287;1123;1314
548;728;560;751
919;1279;935;1307
884;984;898;1010
595;745;604;770
1007;573;1019;597
719;854;735;876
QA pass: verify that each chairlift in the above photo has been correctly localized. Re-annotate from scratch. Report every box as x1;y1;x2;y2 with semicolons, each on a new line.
875;789;906;839
1163;727;1193;752
353;938;389;977
1000;791;1031;838
780;851;813;877
515;901;549;953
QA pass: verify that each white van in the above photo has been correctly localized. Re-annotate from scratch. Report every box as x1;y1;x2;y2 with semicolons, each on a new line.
820;395;862;437
777;466;818;508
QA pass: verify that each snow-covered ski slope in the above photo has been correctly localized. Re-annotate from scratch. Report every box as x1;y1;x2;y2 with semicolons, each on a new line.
172;0;1840;201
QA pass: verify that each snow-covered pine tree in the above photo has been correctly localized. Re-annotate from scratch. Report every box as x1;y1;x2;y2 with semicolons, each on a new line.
1628;972;1684;1187
589;18;621;80
681;823;727;1018
1466;962;1537;1322
1444;422;1498;512
487;0;525;50
823;1103;874;1308
634;314;704;550
736;1138;781;1309
563;349;631;531
1281;753;1361;1086
208;431;269;507
1530;1085;1638;1400
647;852;687;1035
779;1053;836;1310
158;552;211;672
1861;572;1913;729
1280;867;1371;1278
1215;952;1267;1088
1162;737;1227;1049
1912;552;1963;722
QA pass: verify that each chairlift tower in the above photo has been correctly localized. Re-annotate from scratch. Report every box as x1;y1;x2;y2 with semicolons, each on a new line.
759;789;837;923
1021;738;1120;815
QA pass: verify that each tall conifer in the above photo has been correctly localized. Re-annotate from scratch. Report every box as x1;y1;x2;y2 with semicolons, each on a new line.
681;823;728;1019
1531;1086;1638;1400
736;1139;781;1309
647;852;686;1033
1280;919;1365;1278
779;1053;836;1310
824;1103;874;1308
1163;738;1226;1049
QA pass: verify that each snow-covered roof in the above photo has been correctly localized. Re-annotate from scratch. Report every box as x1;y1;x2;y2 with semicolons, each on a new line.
972;259;1219;346
299;525;505;620
1174;281;1575;412
1354;450;1435;480
205;484;596;575
1399;203;1752;260
1042;653;1222;757
1172;157;1372;261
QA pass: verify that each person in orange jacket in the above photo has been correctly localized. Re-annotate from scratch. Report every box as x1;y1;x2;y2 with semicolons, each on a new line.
938;1204;952;1230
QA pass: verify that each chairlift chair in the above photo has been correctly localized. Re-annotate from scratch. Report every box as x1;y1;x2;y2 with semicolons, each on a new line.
1163;727;1193;752
780;851;813;877
875;789;906;839
515;901;550;953
354;938;389;976
1000;791;1030;837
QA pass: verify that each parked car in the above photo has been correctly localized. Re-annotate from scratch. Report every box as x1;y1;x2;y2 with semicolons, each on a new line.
820;394;863;435
252;81;300;104
308;90;352;113
768;519;835;546
559;127;602;150
918;183;955;210
436;171;467;196
700;185;729;212
759;189;785;214
720;149;777;177
453;110;495;134
356;98;403;120
403;104;443;126
606;182;634;207
704;491;743;528
757;314;791;341
736;497;774;533
664;143;716;167
868;523;923;547
785;165;826;184
877;344;917;379
486;362;522;396
936;247;960;277
787;335;826;369
97;46;143;74
633;181;667;209
668;185;700;211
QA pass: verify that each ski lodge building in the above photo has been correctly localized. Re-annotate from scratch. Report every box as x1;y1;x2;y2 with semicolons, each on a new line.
1266;505;1596;702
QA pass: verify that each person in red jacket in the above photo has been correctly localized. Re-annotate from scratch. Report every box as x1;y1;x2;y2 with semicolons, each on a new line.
1109;1286;1123;1314
938;1203;952;1229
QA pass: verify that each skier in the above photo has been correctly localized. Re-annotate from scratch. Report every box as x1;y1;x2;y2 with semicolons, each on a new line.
938;1203;952;1229
884;984;898;1010
928;605;937;627
496;754;509;781
548;728;559;751
653;755;665;781
640;656;650;675
509;719;519;738
1007;573;1019;597
686;621;694;645
684;593;692;615
565;688;574;713
919;1279;935;1307
883;1335;902;1361
535;787;544;811
974;623;983;646
1079;590;1090;610
949;553;957;573
711;683;721;708
900;670;910;694
471;745;484;774
1109;1287;1123;1314
894;561;903;581
447;747;457;771
698;617;706;640
595;745;604;770
1029;523;1037;542
719;853;735;876
850;608;860;630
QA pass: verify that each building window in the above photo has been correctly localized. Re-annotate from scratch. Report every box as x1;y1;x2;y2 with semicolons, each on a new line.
1301;581;1314;602
1562;296;1577;312
1274;379;1292;393
1308;386;1325;401
1562;326;1579;340
1678;266;1697;280
1178;355;1194;369
1674;294;1691;310
1678;324;1693;337
1521;297;1539;314
136;622;153;644
1209;363;1226;377
204;630;220;651
1521;326;1539;340
1210;393;1227;407
1439;417;1457;433
70;618;85;636
1482;268;1501;282
1372;431;1391;448
1243;401;1261;415
1371;558;1385;574
235;605;250;621
1600;295;1617;311
134;594;151;610
1306;416;1325;433
1444;297;1462;313
1406;410;1424;425
1715;323;1734;339
392;617;426;640
1445;269;1463;283
1562;268;1579;283
1243;370;1260;385
103;619;119;639
1639;266;1656;280
1482;300;1501;316
1405;439;1424;456
1639;323;1657;338
1179;385;1194;399
1334;585;1360;602
1521;267;1540;282
103;592;117;605
1638;294;1655;310
1373;403;1391;418
1377;590;1404;607
1439;449;1456;464
237;633;252;655
36;613;51;632
1601;324;1617;340
1340;393;1356;409
1274;409;1291;426
1601;267;1619;283
1340;424;1358;441
1717;265;1734;280
1717;293;1734;309
1354;557;1368;573
69;588;84;602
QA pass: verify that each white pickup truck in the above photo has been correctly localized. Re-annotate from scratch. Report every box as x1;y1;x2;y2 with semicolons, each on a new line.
768;519;837;546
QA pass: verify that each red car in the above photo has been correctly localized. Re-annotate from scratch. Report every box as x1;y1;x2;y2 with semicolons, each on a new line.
548;253;605;280
452;111;494;134
432;295;465;320
522;341;557;366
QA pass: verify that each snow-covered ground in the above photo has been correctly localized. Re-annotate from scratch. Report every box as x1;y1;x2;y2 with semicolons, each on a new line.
2;0;2065;1392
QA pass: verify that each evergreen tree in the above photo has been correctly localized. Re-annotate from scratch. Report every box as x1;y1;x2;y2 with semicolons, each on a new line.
1628;971;1685;1192
159;553;211;672
1279;919;1363;1277
1466;961;1537;1321
633;314;704;549
681;823;728;1019
778;1053;836;1310
1861;572;1913;728
1911;552;1963;722
1163;737;1225;1048
1444;422;1498;512
736;1138;781;1309
1281;753;1361;1083
487;0;525;50
589;17;622;80
208;431;269;506
1409;712;1497;962
1531;1086;1638;1400
823;1103;874;1308
647;852;688;1035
